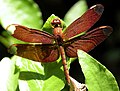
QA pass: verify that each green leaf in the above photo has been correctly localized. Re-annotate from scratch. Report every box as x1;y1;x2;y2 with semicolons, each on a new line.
10;56;65;91
64;0;88;26
77;50;119;91
0;0;43;29
0;57;20;91
42;14;66;34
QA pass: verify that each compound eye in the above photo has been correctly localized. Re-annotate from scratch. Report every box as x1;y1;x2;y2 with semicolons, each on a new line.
51;18;61;28
53;19;61;24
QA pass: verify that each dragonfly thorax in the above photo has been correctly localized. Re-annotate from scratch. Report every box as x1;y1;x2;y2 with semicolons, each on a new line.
56;35;64;46
53;27;64;46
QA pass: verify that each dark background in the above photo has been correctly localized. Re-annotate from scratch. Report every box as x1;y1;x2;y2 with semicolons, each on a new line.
0;0;120;87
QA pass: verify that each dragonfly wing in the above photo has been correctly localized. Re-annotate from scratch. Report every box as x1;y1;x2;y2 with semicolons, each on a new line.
64;26;113;57
6;24;54;44
10;44;59;62
63;4;104;40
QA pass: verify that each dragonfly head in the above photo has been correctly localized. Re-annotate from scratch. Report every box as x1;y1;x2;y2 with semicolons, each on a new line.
51;18;62;28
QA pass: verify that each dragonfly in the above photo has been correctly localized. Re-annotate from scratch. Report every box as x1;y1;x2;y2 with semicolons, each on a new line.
6;4;112;85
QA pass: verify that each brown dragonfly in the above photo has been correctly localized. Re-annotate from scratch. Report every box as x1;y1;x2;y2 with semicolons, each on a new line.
6;4;112;85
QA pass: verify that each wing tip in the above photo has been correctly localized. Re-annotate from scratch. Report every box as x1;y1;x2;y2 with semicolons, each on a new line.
100;26;113;36
6;24;17;35
90;4;104;15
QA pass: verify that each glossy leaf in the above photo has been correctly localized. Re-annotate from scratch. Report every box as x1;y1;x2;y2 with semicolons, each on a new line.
10;56;65;91
0;0;42;29
0;57;20;91
77;50;119;91
0;0;43;47
64;0;88;26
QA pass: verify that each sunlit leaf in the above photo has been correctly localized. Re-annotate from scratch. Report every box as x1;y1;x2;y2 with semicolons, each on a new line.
0;0;42;29
0;57;20;91
64;0;88;26
77;50;119;91
11;56;65;91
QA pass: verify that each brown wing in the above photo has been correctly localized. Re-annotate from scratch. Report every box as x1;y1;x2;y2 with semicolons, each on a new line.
9;44;59;62
6;24;54;44
64;26;113;57
63;4;104;40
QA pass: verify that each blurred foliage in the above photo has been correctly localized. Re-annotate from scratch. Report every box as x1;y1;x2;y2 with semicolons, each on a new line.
0;0;43;48
64;0;88;26
0;0;43;29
